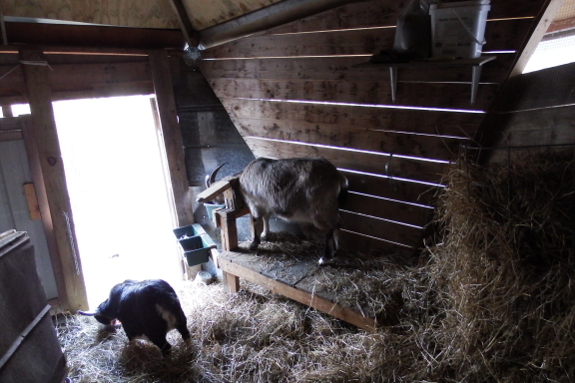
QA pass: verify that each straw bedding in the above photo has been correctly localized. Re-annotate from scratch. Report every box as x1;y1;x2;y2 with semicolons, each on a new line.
58;149;575;382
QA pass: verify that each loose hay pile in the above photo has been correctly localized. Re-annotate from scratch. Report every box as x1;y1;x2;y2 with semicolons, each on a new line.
58;149;575;382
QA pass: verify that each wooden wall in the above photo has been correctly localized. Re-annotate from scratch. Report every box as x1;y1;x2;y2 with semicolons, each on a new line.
487;61;575;162
198;0;549;256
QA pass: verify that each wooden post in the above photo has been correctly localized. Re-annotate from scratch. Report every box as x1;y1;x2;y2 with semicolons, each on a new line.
19;48;88;312
149;49;199;278
222;270;240;293
148;49;194;227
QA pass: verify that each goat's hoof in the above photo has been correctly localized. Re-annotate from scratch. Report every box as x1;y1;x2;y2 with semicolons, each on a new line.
318;256;337;266
249;241;260;251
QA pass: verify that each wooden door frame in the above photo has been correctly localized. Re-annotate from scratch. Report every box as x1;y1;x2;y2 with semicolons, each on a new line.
12;47;192;312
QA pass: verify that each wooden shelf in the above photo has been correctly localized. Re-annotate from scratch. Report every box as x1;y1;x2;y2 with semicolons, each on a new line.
353;56;496;105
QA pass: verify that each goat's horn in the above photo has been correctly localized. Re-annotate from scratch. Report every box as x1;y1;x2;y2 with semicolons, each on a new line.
206;162;228;187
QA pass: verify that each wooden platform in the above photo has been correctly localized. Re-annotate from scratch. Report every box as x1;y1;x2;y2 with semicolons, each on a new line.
197;178;378;332
212;244;378;332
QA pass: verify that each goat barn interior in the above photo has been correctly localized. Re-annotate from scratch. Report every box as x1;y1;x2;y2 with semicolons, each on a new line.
1;0;575;381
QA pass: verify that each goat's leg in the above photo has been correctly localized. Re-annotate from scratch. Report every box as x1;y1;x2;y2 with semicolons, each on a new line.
249;214;263;251
261;216;270;241
318;229;336;265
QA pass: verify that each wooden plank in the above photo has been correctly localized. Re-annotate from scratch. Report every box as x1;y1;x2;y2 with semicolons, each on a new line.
149;50;194;227
500;62;575;112
338;230;418;257
201;19;533;59
230;116;465;162
244;137;449;185
223;98;483;139
490;105;575;150
217;253;378;332
6;22;184;50
22;182;41;220
0;131;21;141
344;191;433;228
200;55;515;85
343;171;441;206
210;78;497;111
340;210;424;248
265;0;545;35
19;49;88;312
49;61;152;92
196;179;232;203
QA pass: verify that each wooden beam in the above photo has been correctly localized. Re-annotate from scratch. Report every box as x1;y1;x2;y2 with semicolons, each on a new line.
6;22;184;50
149;50;194;227
196;179;232;203
19;49;89;312
23;182;41;220
20;116;67;308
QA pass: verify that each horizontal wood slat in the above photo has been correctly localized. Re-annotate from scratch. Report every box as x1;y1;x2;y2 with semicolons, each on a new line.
338;230;418;257
202;19;533;60
231;116;465;162
210;78;497;111
340;211;424;248
489;105;575;150
222;98;484;138
244;137;448;184
344;191;433;228
200;55;515;85
265;0;543;35
501;62;575;112
343;171;441;207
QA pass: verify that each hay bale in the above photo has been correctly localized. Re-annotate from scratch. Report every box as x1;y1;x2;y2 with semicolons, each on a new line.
57;149;575;382
427;149;575;382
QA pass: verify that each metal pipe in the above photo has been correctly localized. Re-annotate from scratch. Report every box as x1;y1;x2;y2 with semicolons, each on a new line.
198;0;365;50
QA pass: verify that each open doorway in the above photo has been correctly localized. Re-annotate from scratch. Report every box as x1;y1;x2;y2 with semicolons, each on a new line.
46;95;183;309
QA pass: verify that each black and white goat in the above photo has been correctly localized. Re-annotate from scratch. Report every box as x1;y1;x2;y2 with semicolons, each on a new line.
78;279;190;355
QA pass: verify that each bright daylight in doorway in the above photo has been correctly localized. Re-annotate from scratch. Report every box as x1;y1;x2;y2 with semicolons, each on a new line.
14;95;185;309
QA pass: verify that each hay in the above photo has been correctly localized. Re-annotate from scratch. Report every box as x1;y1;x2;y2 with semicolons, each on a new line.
58;149;575;382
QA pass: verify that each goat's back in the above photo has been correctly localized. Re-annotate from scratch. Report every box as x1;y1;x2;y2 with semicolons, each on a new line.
239;157;346;219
